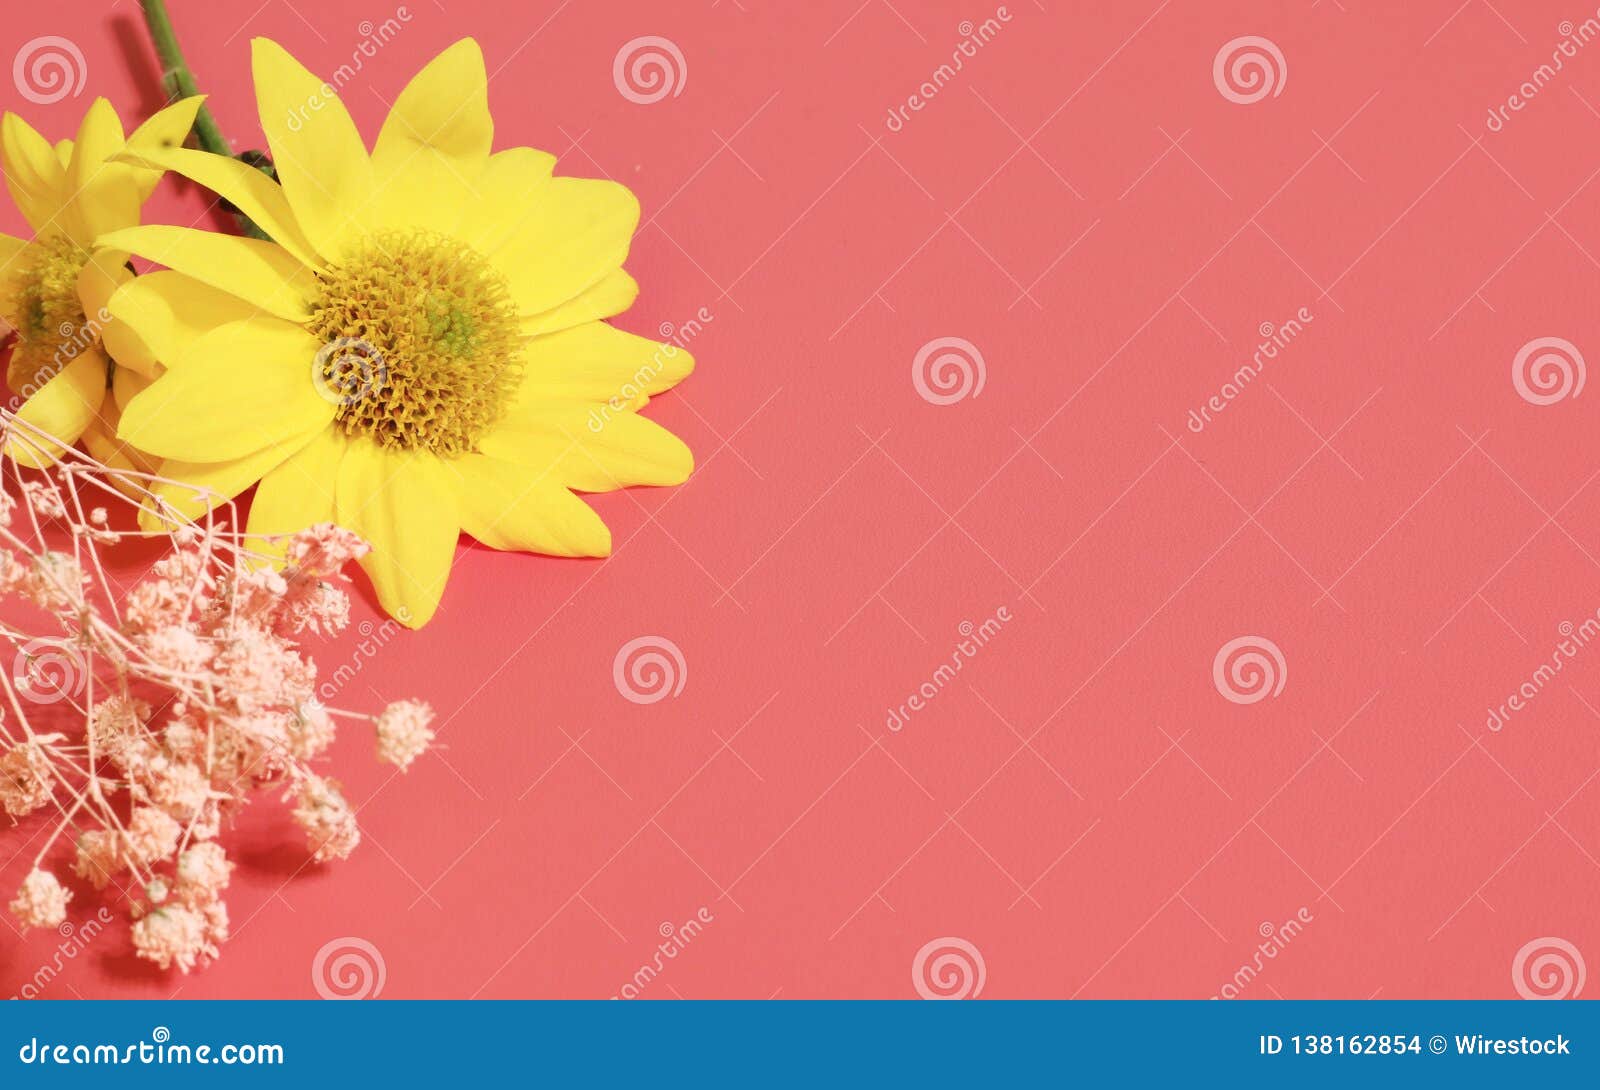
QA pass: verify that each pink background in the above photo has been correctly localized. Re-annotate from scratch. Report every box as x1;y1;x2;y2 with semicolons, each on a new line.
4;0;1600;999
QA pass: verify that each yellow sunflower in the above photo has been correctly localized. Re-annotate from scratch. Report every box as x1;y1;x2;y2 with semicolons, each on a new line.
0;96;201;469
101;38;694;628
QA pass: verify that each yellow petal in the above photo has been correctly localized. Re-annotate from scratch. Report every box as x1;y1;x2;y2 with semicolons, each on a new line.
484;177;639;314
370;39;491;234
117;319;333;461
98;225;312;321
480;404;693;493
513;321;694;404
0;231;27;274
1;112;67;233
125;96;205;203
245;425;346;554
64;98;136;242
336;439;459;628
375;39;492;169
521;270;639;337
112;364;153;413
4;350;106;467
81;388;160;498
252;38;374;261
103;270;263;377
456;148;556;252
117;146;321;268
491;178;639;311
455;453;611;557
76;247;132;326
138;428;324;533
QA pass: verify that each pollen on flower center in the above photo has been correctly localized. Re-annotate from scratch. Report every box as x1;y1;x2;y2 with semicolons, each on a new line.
4;234;93;396
307;230;522;457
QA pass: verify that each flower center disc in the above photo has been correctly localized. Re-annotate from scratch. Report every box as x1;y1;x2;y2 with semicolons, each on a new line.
4;234;92;396
307;231;522;457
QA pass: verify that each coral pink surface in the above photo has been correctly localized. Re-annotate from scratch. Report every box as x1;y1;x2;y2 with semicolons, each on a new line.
4;0;1600;999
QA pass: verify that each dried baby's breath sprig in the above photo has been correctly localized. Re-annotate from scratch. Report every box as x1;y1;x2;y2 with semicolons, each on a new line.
0;410;432;972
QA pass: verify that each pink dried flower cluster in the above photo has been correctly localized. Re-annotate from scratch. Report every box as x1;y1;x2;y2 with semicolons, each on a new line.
0;413;434;971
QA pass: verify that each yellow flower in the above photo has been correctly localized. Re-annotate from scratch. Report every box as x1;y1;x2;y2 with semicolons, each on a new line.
102;39;695;628
0;96;202;469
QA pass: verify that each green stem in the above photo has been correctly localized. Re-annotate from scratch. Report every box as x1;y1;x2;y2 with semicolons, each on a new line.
138;0;270;239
